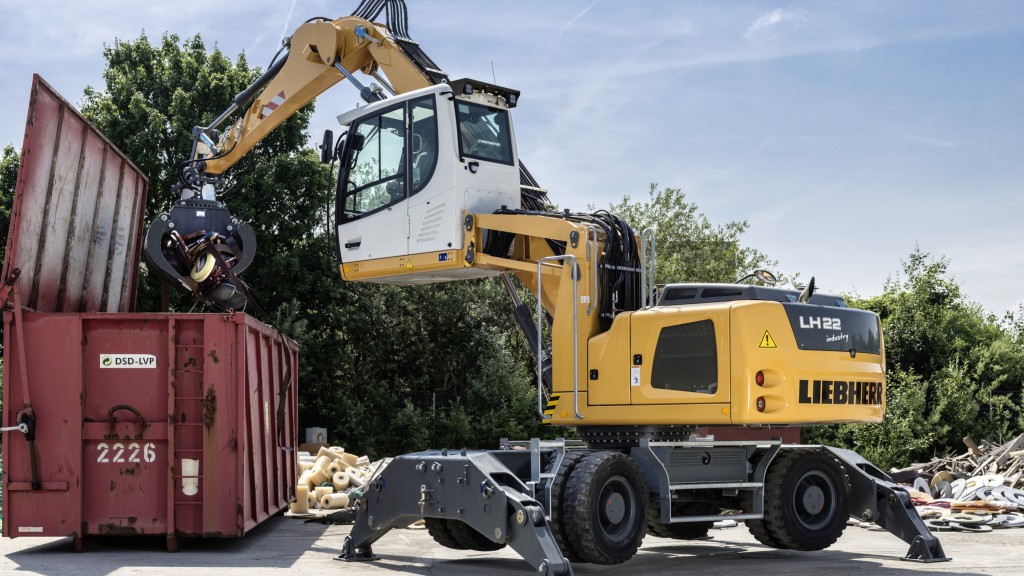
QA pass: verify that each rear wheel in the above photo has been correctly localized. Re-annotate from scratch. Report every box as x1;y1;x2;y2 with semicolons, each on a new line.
448;519;506;551
755;449;850;551
563;451;648;564
424;518;465;550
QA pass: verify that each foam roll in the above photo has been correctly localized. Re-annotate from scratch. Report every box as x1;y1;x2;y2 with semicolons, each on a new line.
307;489;318;509
314;486;334;506
297;454;316;463
297;469;314;488
321;492;350;510
308;466;330;487
298;461;314;473
314;455;333;471
341;452;359;467
355;455;370;466
318;446;346;462
332;471;350;491
346;468;365;488
328;460;344;476
293;485;310;514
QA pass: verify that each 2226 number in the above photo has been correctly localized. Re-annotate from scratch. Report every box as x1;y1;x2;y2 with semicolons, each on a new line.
95;442;157;463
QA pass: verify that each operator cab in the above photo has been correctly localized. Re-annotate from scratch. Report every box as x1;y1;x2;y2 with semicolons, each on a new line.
333;79;521;279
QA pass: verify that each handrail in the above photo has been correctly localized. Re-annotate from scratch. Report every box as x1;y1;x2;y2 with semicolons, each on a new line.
586;228;598;317
535;255;582;420
640;228;657;308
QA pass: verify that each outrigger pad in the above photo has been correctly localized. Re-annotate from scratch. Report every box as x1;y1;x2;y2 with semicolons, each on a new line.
144;198;257;311
904;534;949;563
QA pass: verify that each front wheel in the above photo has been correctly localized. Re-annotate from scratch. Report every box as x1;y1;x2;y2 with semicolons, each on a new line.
563;451;648;564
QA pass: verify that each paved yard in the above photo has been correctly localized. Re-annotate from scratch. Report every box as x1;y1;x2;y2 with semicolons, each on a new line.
2;515;1021;576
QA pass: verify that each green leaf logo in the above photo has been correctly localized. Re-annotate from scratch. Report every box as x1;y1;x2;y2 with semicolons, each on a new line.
102;356;112;366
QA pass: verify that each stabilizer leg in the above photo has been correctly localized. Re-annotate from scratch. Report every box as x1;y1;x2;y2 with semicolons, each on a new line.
825;446;950;562
342;449;573;575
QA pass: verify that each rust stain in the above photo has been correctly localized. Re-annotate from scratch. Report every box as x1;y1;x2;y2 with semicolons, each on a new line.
202;386;217;428
229;432;238;451
97;523;138;535
208;349;219;364
183;356;196;369
109;480;116;493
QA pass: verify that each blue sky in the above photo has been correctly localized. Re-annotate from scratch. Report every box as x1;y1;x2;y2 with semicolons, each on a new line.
1;1;1021;314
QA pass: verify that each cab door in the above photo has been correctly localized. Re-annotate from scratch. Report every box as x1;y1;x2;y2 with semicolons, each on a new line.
629;305;732;407
337;103;409;262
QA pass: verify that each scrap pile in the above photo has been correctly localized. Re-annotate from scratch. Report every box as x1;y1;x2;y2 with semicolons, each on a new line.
888;434;1024;532
288;446;389;516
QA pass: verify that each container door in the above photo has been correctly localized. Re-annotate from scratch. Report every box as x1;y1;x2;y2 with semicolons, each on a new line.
81;317;170;535
2;314;82;538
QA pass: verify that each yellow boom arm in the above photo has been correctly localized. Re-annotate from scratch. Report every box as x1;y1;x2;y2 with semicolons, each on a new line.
194;16;434;175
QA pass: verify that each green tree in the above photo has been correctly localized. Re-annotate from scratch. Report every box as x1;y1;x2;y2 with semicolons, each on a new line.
806;248;1024;469
0;146;17;248
605;183;779;285
0;145;14;409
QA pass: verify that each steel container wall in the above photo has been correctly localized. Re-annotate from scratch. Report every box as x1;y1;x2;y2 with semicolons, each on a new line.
2;311;298;549
2;75;148;313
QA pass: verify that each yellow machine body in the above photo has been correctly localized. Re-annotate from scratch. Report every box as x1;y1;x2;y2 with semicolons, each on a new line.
337;211;886;429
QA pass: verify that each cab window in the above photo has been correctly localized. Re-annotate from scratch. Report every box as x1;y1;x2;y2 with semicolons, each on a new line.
455;101;513;165
411;97;438;194
339;95;439;223
340;105;405;221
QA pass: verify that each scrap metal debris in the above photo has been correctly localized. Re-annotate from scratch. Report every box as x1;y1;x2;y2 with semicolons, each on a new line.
880;434;1024;532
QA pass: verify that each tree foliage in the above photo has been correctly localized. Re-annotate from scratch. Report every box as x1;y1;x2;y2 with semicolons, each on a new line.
605;183;779;285
0;145;17;247
806;249;1024;469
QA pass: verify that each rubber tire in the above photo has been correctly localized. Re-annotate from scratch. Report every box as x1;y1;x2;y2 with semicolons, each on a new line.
448;519;506;551
646;500;715;540
544;450;588;562
424;518;466;550
743;488;785;549
757;449;850;551
563;451;648;564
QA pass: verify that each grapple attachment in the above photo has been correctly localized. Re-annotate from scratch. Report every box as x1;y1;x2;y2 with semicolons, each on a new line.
144;198;257;311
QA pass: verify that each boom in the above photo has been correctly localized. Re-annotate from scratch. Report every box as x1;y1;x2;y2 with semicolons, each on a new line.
191;16;433;177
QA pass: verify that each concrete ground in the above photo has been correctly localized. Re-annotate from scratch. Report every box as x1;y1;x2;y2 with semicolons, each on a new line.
2;516;1021;576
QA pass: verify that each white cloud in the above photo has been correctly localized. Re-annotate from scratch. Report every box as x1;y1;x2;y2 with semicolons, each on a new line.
747;8;806;37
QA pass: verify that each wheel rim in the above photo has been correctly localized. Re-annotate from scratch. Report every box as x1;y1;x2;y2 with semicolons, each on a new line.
793;470;836;530
598;475;637;541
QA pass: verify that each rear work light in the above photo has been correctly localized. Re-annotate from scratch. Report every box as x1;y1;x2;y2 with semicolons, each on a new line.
756;397;766;412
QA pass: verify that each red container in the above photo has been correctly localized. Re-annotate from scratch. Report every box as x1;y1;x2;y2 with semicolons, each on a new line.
2;312;298;550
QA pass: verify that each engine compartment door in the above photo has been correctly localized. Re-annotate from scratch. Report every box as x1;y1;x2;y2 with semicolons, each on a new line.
629;305;732;407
